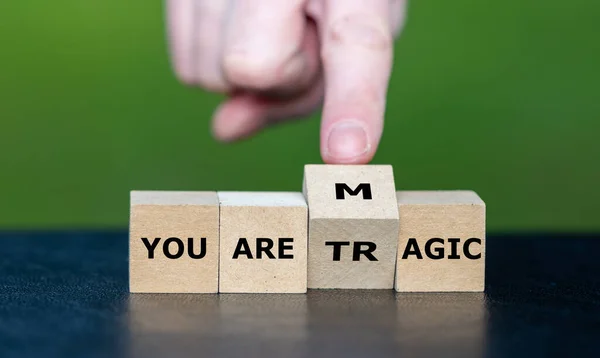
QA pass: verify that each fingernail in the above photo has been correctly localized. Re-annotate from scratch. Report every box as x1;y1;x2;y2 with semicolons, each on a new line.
326;121;370;161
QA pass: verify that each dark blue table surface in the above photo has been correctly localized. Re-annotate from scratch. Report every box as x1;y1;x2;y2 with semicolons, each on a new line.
1;231;599;358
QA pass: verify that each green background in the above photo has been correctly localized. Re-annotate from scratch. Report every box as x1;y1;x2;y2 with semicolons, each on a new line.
1;1;598;231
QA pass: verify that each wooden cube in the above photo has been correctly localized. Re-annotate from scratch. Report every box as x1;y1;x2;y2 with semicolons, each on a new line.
218;192;308;293
129;191;219;293
302;165;399;289
395;191;486;292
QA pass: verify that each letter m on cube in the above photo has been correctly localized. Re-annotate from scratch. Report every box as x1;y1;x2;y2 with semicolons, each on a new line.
335;183;372;200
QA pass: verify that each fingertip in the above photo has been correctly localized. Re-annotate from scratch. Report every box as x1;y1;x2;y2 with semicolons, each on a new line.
321;120;377;164
211;96;264;142
172;67;197;87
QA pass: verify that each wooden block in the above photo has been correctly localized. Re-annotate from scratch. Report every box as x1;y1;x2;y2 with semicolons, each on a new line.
129;191;219;293
302;165;400;289
395;191;486;292
218;192;308;293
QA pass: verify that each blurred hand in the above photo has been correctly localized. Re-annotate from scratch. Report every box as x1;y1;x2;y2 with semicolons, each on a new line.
167;0;406;164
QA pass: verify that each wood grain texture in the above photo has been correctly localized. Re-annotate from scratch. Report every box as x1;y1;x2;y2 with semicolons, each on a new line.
303;165;399;289
129;191;219;293
395;191;486;292
218;192;308;293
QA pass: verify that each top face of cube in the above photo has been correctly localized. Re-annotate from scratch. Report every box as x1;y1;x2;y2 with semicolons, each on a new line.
218;192;307;208
396;191;485;206
302;165;399;220
130;191;218;206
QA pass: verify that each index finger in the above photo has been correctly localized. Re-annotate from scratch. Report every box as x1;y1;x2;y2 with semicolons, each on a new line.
319;0;393;164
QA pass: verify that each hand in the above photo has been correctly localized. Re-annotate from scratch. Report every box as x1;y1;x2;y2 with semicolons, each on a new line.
167;0;407;164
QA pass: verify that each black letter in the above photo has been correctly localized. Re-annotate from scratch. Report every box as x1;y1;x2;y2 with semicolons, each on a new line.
352;242;378;261
335;183;372;200
256;238;276;259
325;241;351;261
163;237;184;259
463;238;482;259
447;238;461;259
401;238;423;259
279;238;294;259
425;238;445;260
141;237;161;259
188;237;207;259
232;238;253;259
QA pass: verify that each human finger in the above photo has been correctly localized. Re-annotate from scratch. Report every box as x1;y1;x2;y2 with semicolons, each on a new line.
319;0;394;164
390;0;408;37
212;21;323;141
167;0;230;92
167;0;197;85
222;0;309;90
211;79;323;142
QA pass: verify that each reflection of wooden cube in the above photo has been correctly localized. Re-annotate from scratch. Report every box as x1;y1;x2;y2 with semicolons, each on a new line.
395;191;486;292
302;165;399;289
218;192;308;293
129;191;219;293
